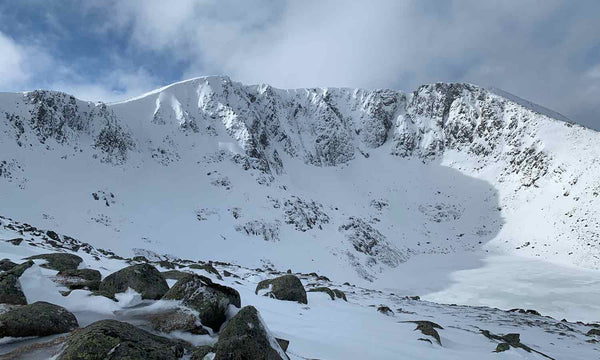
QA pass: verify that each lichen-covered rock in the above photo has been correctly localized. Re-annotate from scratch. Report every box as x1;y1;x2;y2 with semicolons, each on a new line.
332;289;347;301
587;328;600;336
162;274;241;331
255;275;307;304
502;333;520;345
55;268;101;290
9;260;35;277
27;253;82;271
190;345;215;360
0;258;17;271
161;270;192;281
495;342;510;352
276;338;290;352
308;287;335;300
211;306;286;360
99;263;169;300
307;287;347;301
415;321;442;345
377;305;394;316
58;319;187;360
148;308;208;335
0;301;78;338
0;260;33;305
189;263;222;279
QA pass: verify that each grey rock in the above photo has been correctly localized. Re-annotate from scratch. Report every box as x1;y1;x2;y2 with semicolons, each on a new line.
55;268;101;290
99;263;169;300
307;287;347;301
495;342;510;352
162;274;241;332
147;308;208;335
212;306;286;360
190;345;215;360
27;253;82;272
161;269;192;281
0;258;17;271
0;301;78;338
0;260;34;305
57;319;187;360
255;275;307;304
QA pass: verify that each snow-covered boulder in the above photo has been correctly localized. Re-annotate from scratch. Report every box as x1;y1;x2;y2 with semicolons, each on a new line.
58;319;188;360
162;273;241;332
27;252;83;272
204;305;287;360
0;301;78;338
255;274;307;304
0;260;33;305
98;263;169;300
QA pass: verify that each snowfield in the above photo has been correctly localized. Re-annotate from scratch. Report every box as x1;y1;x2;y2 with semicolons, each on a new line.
0;76;599;358
0;217;598;359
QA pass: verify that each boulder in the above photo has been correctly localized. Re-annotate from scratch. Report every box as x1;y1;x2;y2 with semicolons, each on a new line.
308;287;347;301
148;308;208;335
55;268;101;290
0;301;78;338
0;260;33;305
308;287;335;300
416;322;441;345
502;333;520;345
255;275;307;304
495;343;510;352
58;319;187;360
377;305;394;316
509;308;541;316
27;253;82;271
99;263;169;300
7;238;23;246
276;338;290;352
189;263;222;279
191;345;215;360
0;258;17;271
404;321;443;345
211;306;286;360
332;289;348;301
162;274;241;332
161;270;192;281
131;255;149;262
587;328;600;336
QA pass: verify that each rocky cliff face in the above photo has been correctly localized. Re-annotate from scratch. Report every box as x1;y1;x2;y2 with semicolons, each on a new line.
0;76;598;281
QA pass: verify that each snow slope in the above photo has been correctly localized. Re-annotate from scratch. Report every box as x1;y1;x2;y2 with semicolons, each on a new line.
0;216;598;359
0;76;599;298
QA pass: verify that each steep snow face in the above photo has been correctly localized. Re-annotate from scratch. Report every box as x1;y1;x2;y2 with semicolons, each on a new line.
0;76;599;285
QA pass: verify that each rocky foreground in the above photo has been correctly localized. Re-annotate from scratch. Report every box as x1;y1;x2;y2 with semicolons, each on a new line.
0;215;599;359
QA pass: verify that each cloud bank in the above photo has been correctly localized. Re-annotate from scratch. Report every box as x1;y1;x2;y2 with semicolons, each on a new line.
0;0;599;128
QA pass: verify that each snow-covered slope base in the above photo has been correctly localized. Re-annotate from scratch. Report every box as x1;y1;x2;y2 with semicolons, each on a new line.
0;77;599;296
0;216;598;359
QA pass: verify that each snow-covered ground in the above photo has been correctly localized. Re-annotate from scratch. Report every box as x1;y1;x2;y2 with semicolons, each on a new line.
0;219;598;359
1;76;600;358
375;252;600;323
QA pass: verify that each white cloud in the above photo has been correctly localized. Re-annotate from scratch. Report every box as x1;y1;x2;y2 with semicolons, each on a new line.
0;29;159;103
3;1;600;127
0;32;28;87
104;0;600;127
49;68;161;103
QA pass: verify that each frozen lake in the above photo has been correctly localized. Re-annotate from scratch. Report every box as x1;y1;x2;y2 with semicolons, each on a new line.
375;251;600;323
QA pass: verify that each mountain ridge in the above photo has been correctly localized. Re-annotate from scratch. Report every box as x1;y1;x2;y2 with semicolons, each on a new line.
1;76;599;284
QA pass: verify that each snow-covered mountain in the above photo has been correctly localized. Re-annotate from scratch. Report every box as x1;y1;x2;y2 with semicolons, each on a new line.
1;76;599;286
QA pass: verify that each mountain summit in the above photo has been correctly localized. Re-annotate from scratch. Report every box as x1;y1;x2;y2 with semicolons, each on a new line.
1;76;599;283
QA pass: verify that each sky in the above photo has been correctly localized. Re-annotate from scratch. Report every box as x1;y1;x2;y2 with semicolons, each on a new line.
0;0;599;129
